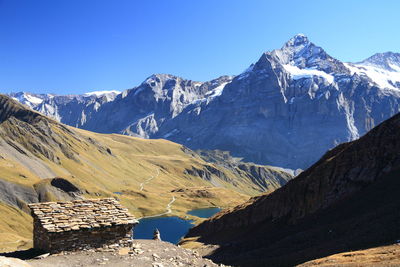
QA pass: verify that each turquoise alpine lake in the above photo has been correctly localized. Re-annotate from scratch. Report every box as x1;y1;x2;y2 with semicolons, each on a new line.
187;207;221;218
133;207;221;244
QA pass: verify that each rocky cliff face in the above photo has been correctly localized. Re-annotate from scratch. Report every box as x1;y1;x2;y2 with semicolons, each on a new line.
157;35;400;169
79;75;233;137
184;112;400;266
9;35;400;169
8;91;120;128
9;75;233;137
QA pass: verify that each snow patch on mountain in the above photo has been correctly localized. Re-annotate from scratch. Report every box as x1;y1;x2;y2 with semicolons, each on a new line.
94;102;101;111
10;92;45;108
205;82;229;98
345;62;400;90
84;90;121;97
25;94;43;105
283;64;334;83
38;103;62;122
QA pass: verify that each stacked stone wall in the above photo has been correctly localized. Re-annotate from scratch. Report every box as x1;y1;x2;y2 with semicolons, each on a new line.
33;219;133;253
29;198;138;253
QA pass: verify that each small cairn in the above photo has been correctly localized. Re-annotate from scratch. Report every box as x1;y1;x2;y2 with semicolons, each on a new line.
153;228;161;241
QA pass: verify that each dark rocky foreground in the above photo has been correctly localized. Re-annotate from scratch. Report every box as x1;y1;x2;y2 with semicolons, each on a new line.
2;240;227;267
184;112;400;266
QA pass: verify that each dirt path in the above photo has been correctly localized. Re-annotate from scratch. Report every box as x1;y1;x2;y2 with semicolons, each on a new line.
137;168;177;219
165;196;176;214
139;169;159;191
139;196;176;219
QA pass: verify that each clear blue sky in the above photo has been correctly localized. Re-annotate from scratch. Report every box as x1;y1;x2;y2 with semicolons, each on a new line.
1;0;399;94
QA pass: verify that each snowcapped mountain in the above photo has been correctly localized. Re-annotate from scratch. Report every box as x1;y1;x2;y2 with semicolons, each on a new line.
8;92;51;109
77;74;234;137
151;35;400;168
83;90;121;103
344;52;400;90
7;34;400;169
6;91;120;127
83;90;121;97
358;51;400;71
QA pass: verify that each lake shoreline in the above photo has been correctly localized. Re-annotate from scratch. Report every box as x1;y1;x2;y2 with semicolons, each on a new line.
133;207;222;244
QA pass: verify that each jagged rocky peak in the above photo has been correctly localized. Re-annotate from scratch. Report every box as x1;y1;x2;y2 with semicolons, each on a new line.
140;73;233;91
7;91;51;109
142;73;184;88
267;33;349;74
132;74;199;100
245;34;349;80
284;33;310;47
132;73;234;103
358;52;400;71
279;33;315;60
271;34;319;63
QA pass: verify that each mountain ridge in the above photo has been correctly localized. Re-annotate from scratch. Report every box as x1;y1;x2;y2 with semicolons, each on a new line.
7;34;400;169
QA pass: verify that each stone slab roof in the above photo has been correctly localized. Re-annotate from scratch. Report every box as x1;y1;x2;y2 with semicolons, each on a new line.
28;198;138;233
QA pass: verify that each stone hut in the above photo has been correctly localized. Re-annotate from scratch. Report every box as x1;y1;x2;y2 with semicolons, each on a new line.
28;198;138;253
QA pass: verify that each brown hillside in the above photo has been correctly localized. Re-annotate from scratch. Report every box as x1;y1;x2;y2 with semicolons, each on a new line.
0;94;292;252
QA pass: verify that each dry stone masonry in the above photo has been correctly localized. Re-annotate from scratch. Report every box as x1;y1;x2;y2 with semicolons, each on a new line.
28;198;138;253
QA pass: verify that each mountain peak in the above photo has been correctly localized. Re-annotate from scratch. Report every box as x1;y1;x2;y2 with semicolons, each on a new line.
266;34;346;73
270;33;320;64
283;33;310;48
358;52;400;71
143;73;183;86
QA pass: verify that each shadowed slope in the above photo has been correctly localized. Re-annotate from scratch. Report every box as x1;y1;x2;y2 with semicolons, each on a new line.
0;96;41;124
184;112;400;266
